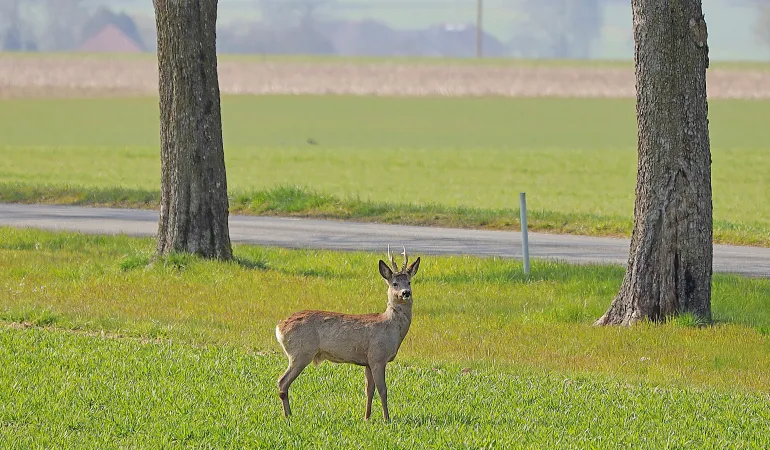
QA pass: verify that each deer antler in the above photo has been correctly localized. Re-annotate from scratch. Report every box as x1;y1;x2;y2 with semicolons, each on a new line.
401;245;408;273
388;244;399;273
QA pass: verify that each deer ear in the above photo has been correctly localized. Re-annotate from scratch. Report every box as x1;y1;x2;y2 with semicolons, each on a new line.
378;260;393;280
406;257;420;278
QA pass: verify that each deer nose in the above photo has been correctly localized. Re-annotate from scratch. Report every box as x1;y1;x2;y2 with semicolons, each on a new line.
402;290;411;298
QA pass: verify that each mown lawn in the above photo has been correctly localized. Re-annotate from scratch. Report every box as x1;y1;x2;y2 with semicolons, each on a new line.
1;227;770;447
0;95;768;245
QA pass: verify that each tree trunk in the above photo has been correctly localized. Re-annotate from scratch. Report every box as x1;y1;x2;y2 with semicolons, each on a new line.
153;0;232;260
595;0;712;326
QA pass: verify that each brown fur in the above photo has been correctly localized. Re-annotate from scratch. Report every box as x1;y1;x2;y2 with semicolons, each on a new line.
277;310;384;335
275;252;421;422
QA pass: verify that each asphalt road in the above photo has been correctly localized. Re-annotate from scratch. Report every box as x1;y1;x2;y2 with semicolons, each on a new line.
1;204;769;278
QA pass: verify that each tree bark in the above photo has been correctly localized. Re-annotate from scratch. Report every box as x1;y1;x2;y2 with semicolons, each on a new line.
153;0;232;260
595;0;712;326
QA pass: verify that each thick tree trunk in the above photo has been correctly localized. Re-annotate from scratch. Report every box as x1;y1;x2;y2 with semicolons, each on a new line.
153;0;232;260
596;0;712;326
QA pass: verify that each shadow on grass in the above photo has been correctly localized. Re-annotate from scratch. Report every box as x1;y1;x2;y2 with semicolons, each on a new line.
1;307;62;328
291;268;343;279
233;256;269;271
422;260;626;285
119;252;269;272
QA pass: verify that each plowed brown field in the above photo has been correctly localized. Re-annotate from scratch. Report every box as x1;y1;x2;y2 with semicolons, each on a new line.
1;55;768;99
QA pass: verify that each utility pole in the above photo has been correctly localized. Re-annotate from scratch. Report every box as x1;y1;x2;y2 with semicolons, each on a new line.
476;0;483;58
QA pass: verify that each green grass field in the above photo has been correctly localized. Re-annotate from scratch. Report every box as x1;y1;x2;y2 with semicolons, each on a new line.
2;227;770;447
4;328;769;448
1;95;768;245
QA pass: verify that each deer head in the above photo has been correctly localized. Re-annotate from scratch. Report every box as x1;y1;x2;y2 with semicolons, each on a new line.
379;245;421;304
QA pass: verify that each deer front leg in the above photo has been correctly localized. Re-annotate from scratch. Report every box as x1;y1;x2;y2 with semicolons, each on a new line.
364;365;375;420
370;363;389;422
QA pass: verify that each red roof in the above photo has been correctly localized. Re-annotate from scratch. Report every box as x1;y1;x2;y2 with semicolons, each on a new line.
79;24;143;53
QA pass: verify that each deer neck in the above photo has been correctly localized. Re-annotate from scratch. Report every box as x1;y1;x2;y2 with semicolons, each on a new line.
384;293;413;338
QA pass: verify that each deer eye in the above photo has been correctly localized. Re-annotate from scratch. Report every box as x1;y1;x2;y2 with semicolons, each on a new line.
393;283;398;287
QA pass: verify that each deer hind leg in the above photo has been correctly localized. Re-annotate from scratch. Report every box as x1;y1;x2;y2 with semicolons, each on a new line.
364;365;375;420
278;354;312;418
370;363;389;422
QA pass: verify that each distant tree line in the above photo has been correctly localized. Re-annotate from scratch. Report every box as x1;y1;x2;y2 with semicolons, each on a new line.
2;0;769;58
510;0;605;59
0;0;146;52
755;2;770;51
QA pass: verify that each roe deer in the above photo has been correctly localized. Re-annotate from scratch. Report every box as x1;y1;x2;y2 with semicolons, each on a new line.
275;246;421;422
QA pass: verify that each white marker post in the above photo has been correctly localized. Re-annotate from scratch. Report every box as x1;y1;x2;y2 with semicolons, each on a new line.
520;192;530;275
